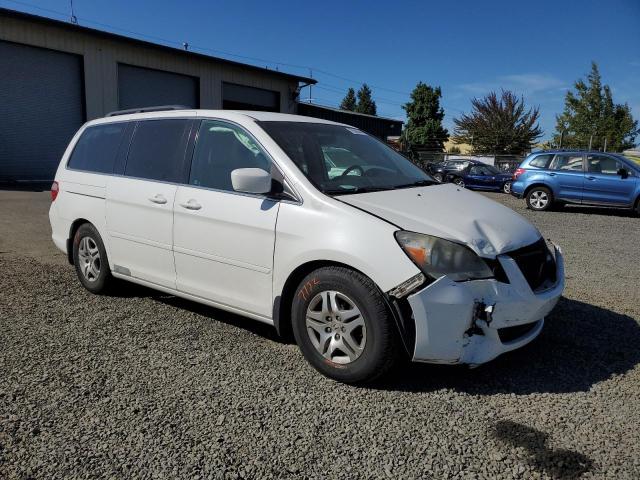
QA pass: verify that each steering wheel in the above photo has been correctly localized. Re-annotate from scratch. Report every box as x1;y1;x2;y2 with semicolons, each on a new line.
340;165;365;177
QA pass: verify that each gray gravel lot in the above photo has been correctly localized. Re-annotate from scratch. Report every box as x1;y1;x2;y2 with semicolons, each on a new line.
1;190;639;479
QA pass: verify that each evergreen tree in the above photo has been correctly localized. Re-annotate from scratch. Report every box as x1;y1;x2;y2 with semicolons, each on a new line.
402;82;449;151
339;88;357;111
355;84;377;116
453;90;543;154
553;62;638;151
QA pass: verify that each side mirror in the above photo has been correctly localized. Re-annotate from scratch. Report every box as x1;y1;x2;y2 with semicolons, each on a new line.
231;168;272;194
618;168;629;179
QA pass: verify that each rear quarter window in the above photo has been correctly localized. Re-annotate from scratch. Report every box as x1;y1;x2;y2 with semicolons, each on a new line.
528;154;553;169
67;123;127;174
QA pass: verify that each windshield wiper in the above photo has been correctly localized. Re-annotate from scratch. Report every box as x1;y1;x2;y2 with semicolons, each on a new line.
392;179;438;189
324;186;392;195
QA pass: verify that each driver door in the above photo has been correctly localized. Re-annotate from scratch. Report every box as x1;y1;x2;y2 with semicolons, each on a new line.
173;120;279;318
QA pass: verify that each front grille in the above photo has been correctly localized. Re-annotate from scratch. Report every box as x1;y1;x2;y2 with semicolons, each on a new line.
498;321;539;343
507;238;556;291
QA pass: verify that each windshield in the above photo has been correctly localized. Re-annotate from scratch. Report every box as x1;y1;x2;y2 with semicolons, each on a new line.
258;121;434;194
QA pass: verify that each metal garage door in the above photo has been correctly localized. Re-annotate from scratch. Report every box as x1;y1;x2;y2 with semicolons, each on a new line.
0;41;85;184
222;82;280;112
118;64;199;110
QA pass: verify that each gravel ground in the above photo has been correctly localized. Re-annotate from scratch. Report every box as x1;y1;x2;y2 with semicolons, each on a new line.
1;191;639;479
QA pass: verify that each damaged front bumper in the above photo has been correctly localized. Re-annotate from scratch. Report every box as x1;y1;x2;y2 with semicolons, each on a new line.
404;245;564;366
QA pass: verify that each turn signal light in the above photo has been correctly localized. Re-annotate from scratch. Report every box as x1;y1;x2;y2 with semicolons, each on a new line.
51;181;59;202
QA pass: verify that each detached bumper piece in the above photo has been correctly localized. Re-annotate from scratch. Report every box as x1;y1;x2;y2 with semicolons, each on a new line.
406;242;564;365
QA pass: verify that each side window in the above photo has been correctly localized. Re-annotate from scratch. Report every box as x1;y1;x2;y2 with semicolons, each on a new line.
67;123;127;173
125;119;191;182
587;154;622;175
189;120;271;191
549;154;583;171
529;154;553;169
469;165;484;175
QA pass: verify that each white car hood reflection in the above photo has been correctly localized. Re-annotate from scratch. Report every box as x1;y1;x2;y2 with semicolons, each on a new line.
338;183;541;257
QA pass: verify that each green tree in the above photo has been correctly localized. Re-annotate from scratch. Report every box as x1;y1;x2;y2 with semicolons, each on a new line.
453;90;543;154
401;82;449;151
553;62;638;151
355;84;377;116
339;87;357;111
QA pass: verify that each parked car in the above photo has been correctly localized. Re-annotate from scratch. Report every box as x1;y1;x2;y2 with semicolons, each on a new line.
427;159;470;182
49;107;564;384
445;162;514;193
511;150;640;213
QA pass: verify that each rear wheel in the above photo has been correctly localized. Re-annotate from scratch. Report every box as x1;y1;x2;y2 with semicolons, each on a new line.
433;173;443;183
72;223;113;294
503;181;512;194
291;267;401;384
526;186;553;211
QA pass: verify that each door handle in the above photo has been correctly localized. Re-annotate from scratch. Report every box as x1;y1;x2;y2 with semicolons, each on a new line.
148;194;167;204
586;176;596;181
548;172;556;176
180;199;202;210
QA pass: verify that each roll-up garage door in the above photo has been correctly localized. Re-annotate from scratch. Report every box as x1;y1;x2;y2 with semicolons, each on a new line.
0;41;85;183
118;64;199;110
222;82;280;112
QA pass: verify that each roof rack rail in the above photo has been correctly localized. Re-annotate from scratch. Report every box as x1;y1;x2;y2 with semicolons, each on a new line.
106;105;190;117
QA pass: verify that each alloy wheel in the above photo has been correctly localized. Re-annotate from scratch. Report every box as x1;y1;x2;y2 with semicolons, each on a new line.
503;181;512;194
530;190;549;209
305;290;366;364
78;236;101;282
454;178;465;188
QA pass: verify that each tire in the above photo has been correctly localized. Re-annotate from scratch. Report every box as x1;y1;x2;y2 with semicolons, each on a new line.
453;177;465;188
503;181;512;194
72;223;113;294
291;266;401;384
433;173;443;183
635;197;640;216
526;186;553;211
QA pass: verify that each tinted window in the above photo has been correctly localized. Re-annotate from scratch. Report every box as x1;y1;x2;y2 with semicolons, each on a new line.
528;154;553;169
125;120;191;182
189;120;271;191
587;154;623;175
67;123;127;173
549;154;583;171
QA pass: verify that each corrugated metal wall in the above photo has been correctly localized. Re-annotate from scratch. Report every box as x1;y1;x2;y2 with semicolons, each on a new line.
0;10;301;182
0;40;85;182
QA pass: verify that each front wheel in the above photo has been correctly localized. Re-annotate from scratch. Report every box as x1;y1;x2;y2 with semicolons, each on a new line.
291;267;401;384
453;177;465;188
433;173;443;183
526;186;553;211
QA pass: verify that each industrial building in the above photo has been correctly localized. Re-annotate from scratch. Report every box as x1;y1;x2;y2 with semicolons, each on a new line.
0;7;402;184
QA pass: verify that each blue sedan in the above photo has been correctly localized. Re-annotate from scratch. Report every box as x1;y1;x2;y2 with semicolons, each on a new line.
445;162;514;193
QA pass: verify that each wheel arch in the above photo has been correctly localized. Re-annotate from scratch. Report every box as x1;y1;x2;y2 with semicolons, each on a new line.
67;218;92;265
523;182;553;198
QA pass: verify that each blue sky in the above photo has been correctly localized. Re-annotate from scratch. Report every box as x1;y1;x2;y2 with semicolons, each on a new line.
3;0;639;140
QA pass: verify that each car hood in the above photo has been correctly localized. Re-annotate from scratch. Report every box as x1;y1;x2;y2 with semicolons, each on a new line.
338;184;540;257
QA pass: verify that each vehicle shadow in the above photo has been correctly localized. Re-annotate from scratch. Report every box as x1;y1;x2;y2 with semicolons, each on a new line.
106;280;283;342
557;204;637;218
371;297;640;394
491;420;593;479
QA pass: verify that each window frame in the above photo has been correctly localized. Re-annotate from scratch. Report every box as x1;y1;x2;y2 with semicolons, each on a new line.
185;118;302;203
121;118;196;184
528;154;554;169
549;153;585;172
586;153;625;176
65;120;133;175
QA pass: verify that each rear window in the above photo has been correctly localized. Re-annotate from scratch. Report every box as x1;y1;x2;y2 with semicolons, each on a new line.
125;119;191;182
528;154;553;169
67;123;127;174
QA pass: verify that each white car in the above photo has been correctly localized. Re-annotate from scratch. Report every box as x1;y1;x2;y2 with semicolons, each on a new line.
49;107;564;384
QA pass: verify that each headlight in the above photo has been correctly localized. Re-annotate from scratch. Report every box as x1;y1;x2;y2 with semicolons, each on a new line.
395;231;494;282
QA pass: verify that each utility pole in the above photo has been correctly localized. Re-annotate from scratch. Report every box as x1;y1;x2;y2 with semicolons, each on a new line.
559;130;564;149
603;137;607;152
588;134;593;151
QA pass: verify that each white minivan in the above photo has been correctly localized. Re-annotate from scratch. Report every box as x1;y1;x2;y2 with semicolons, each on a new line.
49;107;564;383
